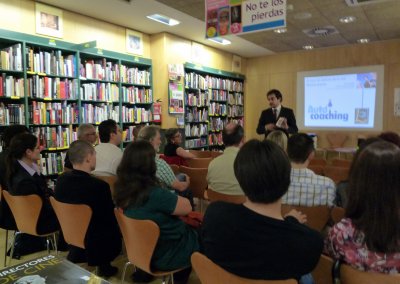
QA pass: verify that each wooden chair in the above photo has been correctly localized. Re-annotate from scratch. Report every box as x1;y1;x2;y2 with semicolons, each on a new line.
309;158;327;167
331;158;352;168
3;191;58;265
94;175;117;195
281;205;330;232
169;164;180;175
210;151;223;159
324;166;349;184
207;187;246;204
191;252;297;284
114;208;187;284
187;157;213;168
311;254;335;284
307;165;324;175
340;263;400;284
49;197;92;249
189;150;212;158
179;166;208;212
330;206;345;224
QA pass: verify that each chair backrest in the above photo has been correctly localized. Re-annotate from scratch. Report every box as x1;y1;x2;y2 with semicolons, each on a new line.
49;197;92;249
2;191;43;235
327;133;348;148
281;205;330;232
309;158;327;167
114;208;159;274
169;164;180;175
307;165;324;175
187;157;213;168
324;166;350;184
207;188;246;204
210;151;223;159
331;206;345;224
179;166;208;199
191;252;297;284
340;263;400;284
331;158;352;168
311;254;335;284
95;175;117;195
189;150;212;158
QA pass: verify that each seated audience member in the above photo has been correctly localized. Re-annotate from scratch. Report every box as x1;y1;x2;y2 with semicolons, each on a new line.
5;133;59;234
377;131;400;148
163;128;195;165
64;124;97;171
266;129;288;151
282;133;335;206
202;140;323;282
93;119;122;176
0;125;29;230
207;123;244;195
137;126;193;207
114;141;199;284
325;141;400;274
55;140;121;277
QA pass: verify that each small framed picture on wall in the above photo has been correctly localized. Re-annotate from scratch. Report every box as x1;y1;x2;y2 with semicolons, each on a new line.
126;29;143;55
35;3;63;38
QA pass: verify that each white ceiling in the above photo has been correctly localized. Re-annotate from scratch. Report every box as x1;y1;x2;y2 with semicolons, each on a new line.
37;0;400;58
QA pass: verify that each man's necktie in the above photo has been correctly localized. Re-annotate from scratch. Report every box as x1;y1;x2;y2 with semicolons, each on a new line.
272;108;277;120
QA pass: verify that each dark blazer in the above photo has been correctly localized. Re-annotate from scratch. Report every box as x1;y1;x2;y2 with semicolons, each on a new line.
55;170;121;266
256;106;298;136
7;161;59;234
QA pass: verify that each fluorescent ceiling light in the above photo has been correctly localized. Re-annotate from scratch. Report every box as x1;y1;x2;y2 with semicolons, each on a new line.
357;38;370;43
147;14;180;26
339;16;356;23
303;45;314;50
208;37;231;45
274;28;287;34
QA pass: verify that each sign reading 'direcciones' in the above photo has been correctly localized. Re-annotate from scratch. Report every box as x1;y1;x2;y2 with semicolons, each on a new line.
205;0;286;38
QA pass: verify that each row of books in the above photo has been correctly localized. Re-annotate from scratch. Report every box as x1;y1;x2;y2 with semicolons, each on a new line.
119;106;153;123
121;86;152;104
185;124;208;137
80;82;119;102
0;74;24;97
29;101;79;125
184;137;207;149
228;117;244;126
81;60;119;81
209;89;227;101
186;91;208;107
228;92;243;105
0;103;25;125
185;72;243;92
185;108;208;123
228;105;244;117
39;152;65;176
31;125;77;149
81;103;119;124
209;117;227;132
209;102;227;116
0;43;22;71
26;48;76;77
121;66;151;85
27;76;78;100
208;132;223;146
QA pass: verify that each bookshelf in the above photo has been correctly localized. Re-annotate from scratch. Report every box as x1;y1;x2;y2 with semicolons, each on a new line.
183;63;244;150
0;29;153;175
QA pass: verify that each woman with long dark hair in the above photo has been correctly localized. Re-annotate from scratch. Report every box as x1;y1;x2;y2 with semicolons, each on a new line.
326;141;400;273
114;140;199;284
6;133;59;234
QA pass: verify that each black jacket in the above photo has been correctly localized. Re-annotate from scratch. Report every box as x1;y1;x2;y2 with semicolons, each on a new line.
256;106;298;136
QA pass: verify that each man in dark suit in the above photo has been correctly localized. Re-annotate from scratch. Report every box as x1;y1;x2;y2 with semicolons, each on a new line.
256;89;298;137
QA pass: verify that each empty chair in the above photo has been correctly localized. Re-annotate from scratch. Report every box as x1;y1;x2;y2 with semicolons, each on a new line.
307;165;324;175
49;197;92;250
311;254;335;284
281;205;330;232
179;166;208;211
207;187;246;204
114;208;187;284
331;158;352;168
189;150;212;158
330;206;345;224
191;252;297;284
3;191;58;265
94;175;117;195
187;157;212;168
324;166;350;184
340;263;400;284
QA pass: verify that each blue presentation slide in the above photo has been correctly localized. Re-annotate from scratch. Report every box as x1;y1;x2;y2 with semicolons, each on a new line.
304;72;377;128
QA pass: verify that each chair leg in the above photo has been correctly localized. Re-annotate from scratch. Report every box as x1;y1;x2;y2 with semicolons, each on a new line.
52;233;58;255
8;231;20;266
121;261;132;284
3;230;8;267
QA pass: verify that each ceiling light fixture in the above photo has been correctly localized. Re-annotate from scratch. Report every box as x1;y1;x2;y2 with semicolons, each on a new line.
339;16;356;23
357;38;370;44
146;14;180;26
274;28;287;34
303;45;314;50
207;37;231;45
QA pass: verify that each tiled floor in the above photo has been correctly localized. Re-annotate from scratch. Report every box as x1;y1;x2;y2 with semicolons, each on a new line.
0;230;201;284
